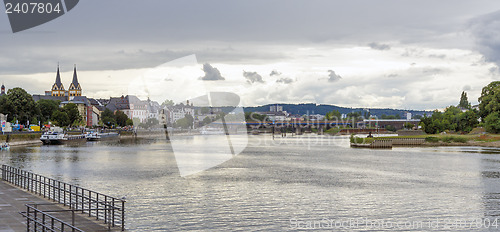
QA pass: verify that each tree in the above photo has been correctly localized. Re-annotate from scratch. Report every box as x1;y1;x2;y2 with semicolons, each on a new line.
458;91;471;109
144;118;159;129
245;112;267;122
101;108;116;127
162;99;174;106
126;119;134;126
404;122;414;130
456;109;479;133
200;107;210;114
1;87;39;124
51;109;70;126
37;99;60;123
381;114;401;119
175;114;194;129
63;103;81;126
115;110;129;127
385;125;397;132
202;116;213;126
478;81;500;121
132;117;141;126
419;106;479;134
325;110;341;120
485;112;500;134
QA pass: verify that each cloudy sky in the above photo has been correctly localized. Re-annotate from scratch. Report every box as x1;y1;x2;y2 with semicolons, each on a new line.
1;0;500;110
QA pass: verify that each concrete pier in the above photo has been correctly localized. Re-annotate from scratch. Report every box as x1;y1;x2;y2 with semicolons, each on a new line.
0;181;112;232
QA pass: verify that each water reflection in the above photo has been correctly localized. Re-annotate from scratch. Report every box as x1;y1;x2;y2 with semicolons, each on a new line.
0;135;499;231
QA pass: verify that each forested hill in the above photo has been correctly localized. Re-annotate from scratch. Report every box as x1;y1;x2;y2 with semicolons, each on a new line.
242;103;431;117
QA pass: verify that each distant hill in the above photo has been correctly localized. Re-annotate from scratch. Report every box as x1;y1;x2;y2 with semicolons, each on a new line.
240;103;431;117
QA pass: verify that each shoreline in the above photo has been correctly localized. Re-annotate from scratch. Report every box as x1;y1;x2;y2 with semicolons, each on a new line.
3;132;500;149
350;133;500;149
9;139;42;147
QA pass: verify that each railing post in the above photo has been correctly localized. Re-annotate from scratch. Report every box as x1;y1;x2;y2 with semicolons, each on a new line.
88;191;91;217
64;183;67;206
43;176;46;198
26;205;30;232
112;199;115;227
58;181;61;203
34;208;37;231
81;188;84;213
69;185;72;209
96;194;99;220
104;196;108;224
122;200;125;231
42;213;46;232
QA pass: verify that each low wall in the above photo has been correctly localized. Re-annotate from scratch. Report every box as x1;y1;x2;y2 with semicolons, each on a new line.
370;139;393;148
391;138;426;146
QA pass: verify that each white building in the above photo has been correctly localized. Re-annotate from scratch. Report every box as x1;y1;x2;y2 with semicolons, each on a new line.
163;102;195;124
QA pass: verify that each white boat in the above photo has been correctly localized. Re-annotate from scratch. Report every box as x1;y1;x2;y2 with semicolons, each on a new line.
40;127;86;145
200;127;225;135
86;132;119;141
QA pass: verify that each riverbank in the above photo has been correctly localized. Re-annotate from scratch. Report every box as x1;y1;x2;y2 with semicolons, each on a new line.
351;133;500;148
0;133;42;147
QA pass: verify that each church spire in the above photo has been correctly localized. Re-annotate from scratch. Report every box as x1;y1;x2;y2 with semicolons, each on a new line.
51;64;65;96
71;64;80;87
68;64;82;97
55;65;63;87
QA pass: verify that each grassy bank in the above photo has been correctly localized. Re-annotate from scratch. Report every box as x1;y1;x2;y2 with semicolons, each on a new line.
0;133;42;142
351;133;500;147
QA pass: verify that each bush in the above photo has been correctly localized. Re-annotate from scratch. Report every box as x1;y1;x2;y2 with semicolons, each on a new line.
441;136;453;143
440;136;468;143
452;137;467;143
485;112;500;134
350;134;374;144
385;125;397;132
425;136;439;143
326;127;341;134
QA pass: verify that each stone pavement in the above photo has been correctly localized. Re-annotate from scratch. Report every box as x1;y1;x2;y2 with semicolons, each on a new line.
0;181;113;232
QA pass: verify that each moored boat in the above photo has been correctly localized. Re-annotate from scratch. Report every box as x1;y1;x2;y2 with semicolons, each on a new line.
40;130;86;145
86;132;120;141
200;127;225;135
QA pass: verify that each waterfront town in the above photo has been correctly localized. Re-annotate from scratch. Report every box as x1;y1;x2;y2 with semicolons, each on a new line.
0;65;436;133
4;1;500;232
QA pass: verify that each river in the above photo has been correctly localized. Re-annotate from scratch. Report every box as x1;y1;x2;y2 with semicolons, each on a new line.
1;134;500;231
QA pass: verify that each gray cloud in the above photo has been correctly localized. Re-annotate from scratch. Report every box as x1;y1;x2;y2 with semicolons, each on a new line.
463;85;472;91
368;42;391;51
276;77;294;84
243;71;264;84
428;54;447;59
270;70;282;76
470;10;500;68
0;47;288;75
200;63;225;81
328;70;342;82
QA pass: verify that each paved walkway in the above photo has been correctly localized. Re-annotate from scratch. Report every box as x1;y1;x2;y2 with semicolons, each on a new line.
0;181;113;232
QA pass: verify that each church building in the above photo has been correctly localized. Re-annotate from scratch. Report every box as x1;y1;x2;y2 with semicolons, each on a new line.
49;65;82;99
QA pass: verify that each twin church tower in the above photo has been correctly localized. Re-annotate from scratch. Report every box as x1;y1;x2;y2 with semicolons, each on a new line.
50;65;82;97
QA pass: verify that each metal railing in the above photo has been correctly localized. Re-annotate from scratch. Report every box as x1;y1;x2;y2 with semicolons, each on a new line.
1;165;126;231
20;204;84;232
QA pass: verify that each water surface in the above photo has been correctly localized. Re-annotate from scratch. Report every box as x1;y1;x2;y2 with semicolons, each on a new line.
1;135;500;231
